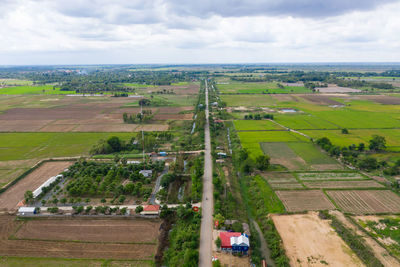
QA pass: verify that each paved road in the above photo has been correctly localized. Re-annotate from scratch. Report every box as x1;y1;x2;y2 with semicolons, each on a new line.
199;79;214;267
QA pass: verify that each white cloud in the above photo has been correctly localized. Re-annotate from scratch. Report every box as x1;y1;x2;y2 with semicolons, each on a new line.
0;0;399;64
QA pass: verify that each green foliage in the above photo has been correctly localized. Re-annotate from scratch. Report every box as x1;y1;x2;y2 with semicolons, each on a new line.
135;205;143;214
164;206;201;267
330;216;384;267
191;157;203;202
255;155;270;171
369;135;386;151
215;237;221;249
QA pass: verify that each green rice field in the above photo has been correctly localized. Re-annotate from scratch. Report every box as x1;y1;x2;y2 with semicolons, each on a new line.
0;132;134;161
0;85;75;95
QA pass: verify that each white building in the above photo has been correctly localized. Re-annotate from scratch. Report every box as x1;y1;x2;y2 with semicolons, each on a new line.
139;170;153;178
18;207;36;216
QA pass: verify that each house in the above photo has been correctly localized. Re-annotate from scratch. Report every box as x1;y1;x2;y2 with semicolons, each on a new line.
139;170;153;178
141;205;160;216
211;102;218;107
219;232;249;253
18;207;36;216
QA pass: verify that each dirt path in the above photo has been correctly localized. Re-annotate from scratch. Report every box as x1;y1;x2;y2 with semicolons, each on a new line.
330;210;399;267
199;79;214;267
251;219;275;267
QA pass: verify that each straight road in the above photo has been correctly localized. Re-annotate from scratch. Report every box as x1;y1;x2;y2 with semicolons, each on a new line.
199;79;214;267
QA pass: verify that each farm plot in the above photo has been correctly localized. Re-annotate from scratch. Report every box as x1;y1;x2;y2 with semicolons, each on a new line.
0;161;72;211
260;142;341;170
301;95;344;106
274;114;339;129
15;218;161;243
238;131;308;158
297;172;365;181
217;82;310;94
0;132;134;161
272;212;364;267
260;142;307;170
220;94;277;107
327;190;400;214
303;180;384;189
0;216;157;261
233;120;284;131
276;190;335;212
261;172;303;189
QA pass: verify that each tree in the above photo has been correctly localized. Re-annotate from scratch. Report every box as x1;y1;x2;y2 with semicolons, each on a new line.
215;237;222;249
341;128;349;134
107;136;122;152
101;198;106;204
358;143;365;152
256;155;270;170
358;157;378;170
135;205;143;214
24;191;34;204
369;135;386;151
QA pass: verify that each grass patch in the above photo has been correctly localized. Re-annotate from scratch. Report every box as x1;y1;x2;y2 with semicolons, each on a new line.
233;120;284;131
0;132;134;161
0;85;75;95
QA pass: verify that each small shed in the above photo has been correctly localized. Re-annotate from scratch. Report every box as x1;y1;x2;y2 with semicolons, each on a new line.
139;170;153;178
141;205;160;216
159;151;167;157
18;207;36;216
217;152;227;158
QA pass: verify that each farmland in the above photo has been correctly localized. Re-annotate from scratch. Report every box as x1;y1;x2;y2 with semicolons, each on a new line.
327;190;400;214
217;82;311;94
0;216;158;262
0;85;74;95
0;161;72;211
275;190;335;212
272;212;364;267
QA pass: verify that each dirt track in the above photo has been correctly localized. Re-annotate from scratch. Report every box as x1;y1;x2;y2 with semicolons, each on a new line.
0;161;72;211
272;212;365;267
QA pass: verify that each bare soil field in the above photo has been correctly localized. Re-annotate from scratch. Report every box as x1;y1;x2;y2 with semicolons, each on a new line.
0;216;157;260
73;124;138;132
0;97;192;132
317;85;361;93
327;190;400;214
135;124;169;131
360;95;400;105
276;190;335;212
301;95;343;105
272;212;364;267
15;218;160;243
0;161;72;211
271;94;300;102
304;180;384;189
153;113;193;120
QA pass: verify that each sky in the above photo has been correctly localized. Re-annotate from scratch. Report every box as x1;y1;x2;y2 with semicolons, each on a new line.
0;0;400;65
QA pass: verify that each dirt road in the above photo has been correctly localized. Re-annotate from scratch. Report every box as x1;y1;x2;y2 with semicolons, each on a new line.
199;79;214;267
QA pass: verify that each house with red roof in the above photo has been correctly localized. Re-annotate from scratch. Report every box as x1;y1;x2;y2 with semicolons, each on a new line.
140;205;160;216
219;232;249;253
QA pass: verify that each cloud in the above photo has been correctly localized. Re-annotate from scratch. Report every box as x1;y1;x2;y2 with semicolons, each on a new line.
166;0;398;18
0;0;400;64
